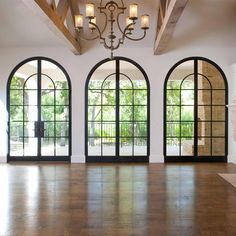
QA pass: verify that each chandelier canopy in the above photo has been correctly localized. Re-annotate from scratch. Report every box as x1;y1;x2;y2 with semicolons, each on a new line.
74;0;149;58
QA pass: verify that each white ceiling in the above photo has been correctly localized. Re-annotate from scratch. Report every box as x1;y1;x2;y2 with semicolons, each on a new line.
0;0;236;52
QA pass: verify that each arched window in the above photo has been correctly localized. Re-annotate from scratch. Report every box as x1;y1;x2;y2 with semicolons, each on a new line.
7;57;71;161
164;57;228;162
85;57;150;162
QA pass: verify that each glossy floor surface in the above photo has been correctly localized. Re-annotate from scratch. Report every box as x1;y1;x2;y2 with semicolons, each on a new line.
1;163;236;236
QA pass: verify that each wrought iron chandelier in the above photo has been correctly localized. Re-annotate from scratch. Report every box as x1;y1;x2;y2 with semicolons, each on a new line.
74;0;149;58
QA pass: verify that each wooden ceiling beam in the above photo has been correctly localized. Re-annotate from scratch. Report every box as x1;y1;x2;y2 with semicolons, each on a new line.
21;0;81;55
154;0;189;55
57;0;69;21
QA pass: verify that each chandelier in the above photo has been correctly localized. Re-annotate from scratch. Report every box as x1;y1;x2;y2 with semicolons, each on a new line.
74;0;149;58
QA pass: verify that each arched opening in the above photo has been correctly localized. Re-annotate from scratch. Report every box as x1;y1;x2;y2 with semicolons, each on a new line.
85;57;150;162
7;57;71;161
164;57;228;162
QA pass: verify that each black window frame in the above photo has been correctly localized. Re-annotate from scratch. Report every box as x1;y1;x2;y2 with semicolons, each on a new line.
85;57;150;163
164;57;228;162
7;56;72;162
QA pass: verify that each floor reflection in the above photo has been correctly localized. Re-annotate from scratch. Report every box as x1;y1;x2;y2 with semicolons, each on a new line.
0;163;236;235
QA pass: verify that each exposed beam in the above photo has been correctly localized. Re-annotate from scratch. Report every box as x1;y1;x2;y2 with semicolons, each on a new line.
57;0;69;21
21;0;81;55
154;0;189;55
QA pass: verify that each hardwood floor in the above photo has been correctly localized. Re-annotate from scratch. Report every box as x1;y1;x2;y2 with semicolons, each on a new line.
1;163;236;236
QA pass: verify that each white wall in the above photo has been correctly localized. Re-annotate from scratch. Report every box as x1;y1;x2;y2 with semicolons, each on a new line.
0;45;235;163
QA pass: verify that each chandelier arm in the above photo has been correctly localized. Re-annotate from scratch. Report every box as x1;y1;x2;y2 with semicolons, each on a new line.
77;32;100;41
98;10;108;35
116;11;125;34
124;29;147;41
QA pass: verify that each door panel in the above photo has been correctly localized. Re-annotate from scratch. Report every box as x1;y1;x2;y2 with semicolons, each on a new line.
8;58;71;161
86;58;149;162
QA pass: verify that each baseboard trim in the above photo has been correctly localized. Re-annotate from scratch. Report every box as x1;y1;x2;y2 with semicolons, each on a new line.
71;155;85;163
149;155;164;163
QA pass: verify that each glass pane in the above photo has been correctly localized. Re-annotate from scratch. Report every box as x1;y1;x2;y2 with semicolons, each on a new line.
166;90;180;105
10;139;23;156
44;122;55;137
59;91;71;106
134;122;147;137
56;138;69;156
102;90;116;105
166;122;180;137
212;90;225;105
88;138;101;156
181;90;194;105
88;122;102;137
10;106;23;121
119;75;133;89
24;76;38;90
212;138;225;156
41;106;55;121
198;75;211;89
212;122;225;137
120;106;133;121
134;138;147;155
41;138;54;156
102;122;116;137
102;106;116;121
24;138;38;156
10;90;23;105
120;90;133;105
24;106;38;122
56;106;69;121
41;90;55;105
212;106;225;121
181;138;194;156
181;122;194;137
120;122;133;137
134;106;147;121
24;122;37;137
166;106;180;121
120;138;133;156
198;90;211;105
166;138;179;156
198;106;211;121
55;122;69;137
181;76;194;89
41;75;54;89
134;90;147;105
102;138;115;156
198;121;211;137
23;90;38;106
88;90;101;105
181;106;194;121
198;137;211;156
88;106;101;121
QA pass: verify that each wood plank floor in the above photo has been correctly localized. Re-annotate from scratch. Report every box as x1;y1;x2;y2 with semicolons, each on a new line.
1;163;236;236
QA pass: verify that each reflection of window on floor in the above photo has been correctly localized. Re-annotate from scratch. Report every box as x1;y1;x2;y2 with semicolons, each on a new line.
86;58;149;157
165;58;227;158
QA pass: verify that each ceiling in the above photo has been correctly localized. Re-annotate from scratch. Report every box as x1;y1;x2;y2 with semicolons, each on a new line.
0;0;236;52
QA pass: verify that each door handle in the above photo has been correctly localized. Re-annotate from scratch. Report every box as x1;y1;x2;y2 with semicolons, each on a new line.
34;121;39;137
40;121;45;138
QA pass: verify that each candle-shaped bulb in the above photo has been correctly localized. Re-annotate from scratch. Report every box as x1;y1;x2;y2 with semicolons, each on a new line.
141;14;149;30
86;3;95;18
75;15;83;29
129;4;138;20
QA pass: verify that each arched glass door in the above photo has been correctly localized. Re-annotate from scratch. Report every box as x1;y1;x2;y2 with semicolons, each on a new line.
86;57;150;162
8;57;71;161
164;57;228;162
